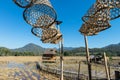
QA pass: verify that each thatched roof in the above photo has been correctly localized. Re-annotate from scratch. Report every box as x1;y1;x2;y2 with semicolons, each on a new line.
44;49;57;54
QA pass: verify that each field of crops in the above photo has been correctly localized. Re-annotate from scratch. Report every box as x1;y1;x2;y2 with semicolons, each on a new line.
0;56;119;80
0;56;59;80
44;56;120;79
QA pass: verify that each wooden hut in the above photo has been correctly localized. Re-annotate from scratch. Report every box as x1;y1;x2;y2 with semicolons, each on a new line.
42;49;57;63
90;55;104;64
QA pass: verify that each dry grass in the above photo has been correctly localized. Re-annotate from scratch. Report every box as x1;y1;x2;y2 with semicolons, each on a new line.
0;56;119;80
45;56;120;79
0;56;42;63
0;56;59;80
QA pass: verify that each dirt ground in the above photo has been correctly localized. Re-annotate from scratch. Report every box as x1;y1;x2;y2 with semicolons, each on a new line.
0;56;42;62
0;56;59;80
44;56;120;79
0;56;119;80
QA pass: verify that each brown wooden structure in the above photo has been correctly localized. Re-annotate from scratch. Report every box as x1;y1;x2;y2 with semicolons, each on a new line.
42;49;57;63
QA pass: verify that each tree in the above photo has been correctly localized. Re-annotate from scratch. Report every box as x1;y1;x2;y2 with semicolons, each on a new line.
64;51;70;56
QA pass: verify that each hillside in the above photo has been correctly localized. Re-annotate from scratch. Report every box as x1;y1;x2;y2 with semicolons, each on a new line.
11;43;45;55
103;43;120;51
101;43;120;56
64;43;120;56
0;42;120;56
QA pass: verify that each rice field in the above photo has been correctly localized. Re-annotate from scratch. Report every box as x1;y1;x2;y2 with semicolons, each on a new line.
44;56;120;79
0;56;119;80
0;56;59;80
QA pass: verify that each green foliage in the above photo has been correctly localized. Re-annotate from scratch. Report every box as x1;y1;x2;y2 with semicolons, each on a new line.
62;43;120;56
109;56;113;61
0;47;37;56
64;51;70;56
1;43;120;56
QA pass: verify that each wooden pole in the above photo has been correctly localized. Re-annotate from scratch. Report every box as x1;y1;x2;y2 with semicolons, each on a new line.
104;52;110;80
60;38;64;80
84;35;92;80
108;60;111;79
57;21;64;80
56;21;63;80
78;61;81;80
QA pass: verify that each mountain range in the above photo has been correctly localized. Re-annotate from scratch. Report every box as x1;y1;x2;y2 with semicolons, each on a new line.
11;43;77;54
1;42;120;56
11;43;45;55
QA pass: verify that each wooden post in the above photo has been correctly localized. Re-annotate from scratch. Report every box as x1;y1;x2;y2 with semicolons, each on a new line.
104;52;110;80
84;35;92;80
78;61;81;80
108;61;111;79
60;38;64;80
57;21;63;80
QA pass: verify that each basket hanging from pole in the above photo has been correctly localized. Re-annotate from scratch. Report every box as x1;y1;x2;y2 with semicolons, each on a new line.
79;23;111;36
31;22;62;44
31;27;58;40
34;0;53;7
23;4;57;29
83;0;120;23
80;0;120;36
13;0;34;8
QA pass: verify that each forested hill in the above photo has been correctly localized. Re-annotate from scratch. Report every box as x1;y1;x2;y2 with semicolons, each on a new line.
0;43;120;56
63;43;120;56
0;43;45;56
103;43;120;51
11;43;45;55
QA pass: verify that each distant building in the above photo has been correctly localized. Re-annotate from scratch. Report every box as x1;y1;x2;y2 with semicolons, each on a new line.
90;55;104;64
42;49;57;63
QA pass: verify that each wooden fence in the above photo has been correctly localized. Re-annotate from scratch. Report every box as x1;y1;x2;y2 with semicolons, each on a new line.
37;62;88;80
36;62;117;80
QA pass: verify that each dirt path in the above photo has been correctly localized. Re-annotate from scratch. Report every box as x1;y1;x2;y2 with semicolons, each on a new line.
0;56;59;80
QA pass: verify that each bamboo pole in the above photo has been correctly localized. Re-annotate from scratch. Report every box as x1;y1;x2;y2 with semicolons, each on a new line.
60;38;64;80
57;21;64;80
108;60;111;79
84;35;92;80
104;52;110;80
78;61;81;80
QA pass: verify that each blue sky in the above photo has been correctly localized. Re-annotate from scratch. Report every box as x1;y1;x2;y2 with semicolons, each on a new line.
0;0;120;49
